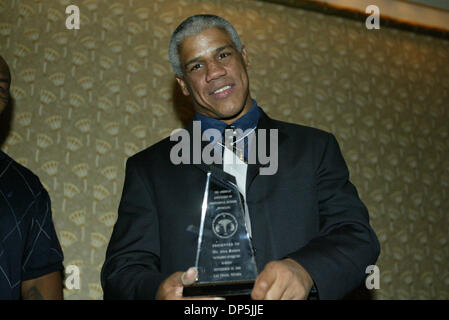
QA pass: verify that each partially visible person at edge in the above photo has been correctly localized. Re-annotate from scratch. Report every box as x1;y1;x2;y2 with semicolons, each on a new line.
0;55;64;300
101;14;380;300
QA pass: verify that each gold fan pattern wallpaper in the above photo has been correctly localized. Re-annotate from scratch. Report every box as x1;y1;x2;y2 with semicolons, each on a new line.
0;0;448;300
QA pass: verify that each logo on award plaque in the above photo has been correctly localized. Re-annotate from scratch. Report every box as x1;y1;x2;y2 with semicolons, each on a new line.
183;171;258;298
213;213;238;239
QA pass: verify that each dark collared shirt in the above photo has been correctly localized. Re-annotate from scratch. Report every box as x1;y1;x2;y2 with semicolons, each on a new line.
194;99;261;162
0;151;64;299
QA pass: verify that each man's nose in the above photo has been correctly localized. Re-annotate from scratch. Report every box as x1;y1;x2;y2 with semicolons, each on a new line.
205;61;226;82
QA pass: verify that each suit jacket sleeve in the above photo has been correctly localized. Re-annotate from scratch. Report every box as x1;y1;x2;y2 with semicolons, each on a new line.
287;133;380;299
101;156;166;299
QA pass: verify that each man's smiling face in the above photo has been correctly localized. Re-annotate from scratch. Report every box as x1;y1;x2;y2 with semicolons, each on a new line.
176;27;252;124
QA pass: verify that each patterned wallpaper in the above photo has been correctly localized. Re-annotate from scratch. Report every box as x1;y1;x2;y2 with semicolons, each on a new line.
0;0;448;300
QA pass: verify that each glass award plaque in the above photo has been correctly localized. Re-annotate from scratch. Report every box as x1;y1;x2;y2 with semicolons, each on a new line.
183;171;258;298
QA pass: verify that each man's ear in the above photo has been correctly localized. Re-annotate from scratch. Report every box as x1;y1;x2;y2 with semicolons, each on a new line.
175;76;190;96
241;45;249;68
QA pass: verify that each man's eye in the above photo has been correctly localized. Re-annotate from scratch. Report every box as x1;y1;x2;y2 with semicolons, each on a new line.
190;64;201;72
219;52;231;59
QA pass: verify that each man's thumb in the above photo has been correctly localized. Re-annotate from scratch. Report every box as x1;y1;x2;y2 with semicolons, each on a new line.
181;267;198;286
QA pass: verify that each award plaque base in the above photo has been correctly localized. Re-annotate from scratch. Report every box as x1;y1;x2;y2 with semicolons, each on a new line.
183;280;254;298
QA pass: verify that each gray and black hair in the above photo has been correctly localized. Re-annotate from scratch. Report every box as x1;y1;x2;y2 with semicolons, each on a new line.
168;14;243;77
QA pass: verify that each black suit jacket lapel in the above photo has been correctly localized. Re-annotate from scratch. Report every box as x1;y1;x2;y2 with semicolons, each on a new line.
246;109;288;193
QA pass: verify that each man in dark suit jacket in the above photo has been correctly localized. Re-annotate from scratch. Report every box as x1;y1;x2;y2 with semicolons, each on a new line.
101;14;380;300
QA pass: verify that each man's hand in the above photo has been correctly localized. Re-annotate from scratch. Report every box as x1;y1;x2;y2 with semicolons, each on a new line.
21;271;63;300
156;267;223;300
156;267;196;300
251;259;314;300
